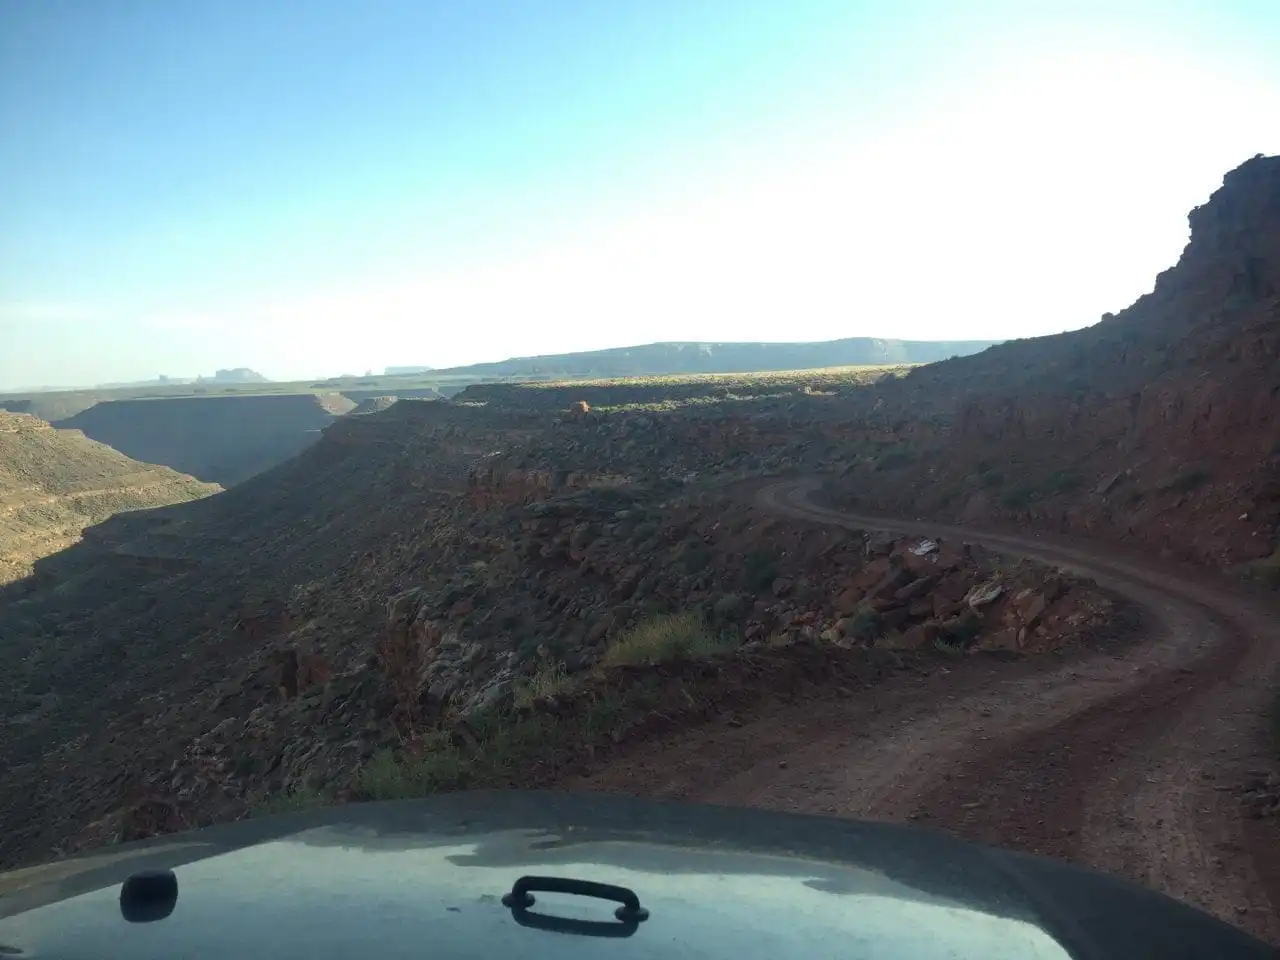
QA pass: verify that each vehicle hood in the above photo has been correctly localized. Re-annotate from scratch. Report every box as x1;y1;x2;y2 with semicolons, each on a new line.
0;791;1271;959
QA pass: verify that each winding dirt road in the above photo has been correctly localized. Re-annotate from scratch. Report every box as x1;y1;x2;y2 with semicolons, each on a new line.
567;478;1280;942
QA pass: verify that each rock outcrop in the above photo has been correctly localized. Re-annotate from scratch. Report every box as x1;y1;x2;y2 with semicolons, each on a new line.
827;154;1280;573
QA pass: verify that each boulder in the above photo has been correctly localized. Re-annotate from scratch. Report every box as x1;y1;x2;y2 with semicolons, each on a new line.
834;587;864;615
1015;590;1050;629
965;579;1004;608
872;565;916;599
932;594;964;620
586;613;615;645
894;574;939;603
981;628;1022;652
850;556;894;591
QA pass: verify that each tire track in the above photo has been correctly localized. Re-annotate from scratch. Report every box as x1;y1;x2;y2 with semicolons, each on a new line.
569;478;1280;942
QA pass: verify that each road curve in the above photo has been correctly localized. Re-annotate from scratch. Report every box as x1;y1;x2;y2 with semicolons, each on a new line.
569;478;1280;942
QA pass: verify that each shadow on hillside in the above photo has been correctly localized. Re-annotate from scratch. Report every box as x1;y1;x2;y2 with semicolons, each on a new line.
0;494;224;619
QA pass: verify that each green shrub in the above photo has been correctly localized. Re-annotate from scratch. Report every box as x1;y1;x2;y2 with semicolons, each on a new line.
933;636;966;657
1000;469;1081;508
513;661;576;708
582;692;627;739
252;788;326;816
978;468;1004;489
934;483;963;507
874;449;914;472
941;612;982;646
601;611;733;667
846;605;883;642
680;542;713;574
357;732;469;800
356;716;568;800
1043;470;1083;496
1000;485;1037;509
743;549;780;593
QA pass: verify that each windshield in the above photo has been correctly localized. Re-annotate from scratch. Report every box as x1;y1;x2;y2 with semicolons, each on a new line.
2;0;1278;950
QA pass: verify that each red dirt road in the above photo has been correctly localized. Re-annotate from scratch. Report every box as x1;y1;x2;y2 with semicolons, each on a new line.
564;478;1280;943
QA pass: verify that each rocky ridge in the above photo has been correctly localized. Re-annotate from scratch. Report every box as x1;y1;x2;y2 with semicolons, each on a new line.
825;155;1280;575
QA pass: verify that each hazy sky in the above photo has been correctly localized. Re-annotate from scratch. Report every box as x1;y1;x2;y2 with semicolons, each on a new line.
3;1;1280;388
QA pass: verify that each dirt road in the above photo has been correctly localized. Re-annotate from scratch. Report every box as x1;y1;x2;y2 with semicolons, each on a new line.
565;478;1280;942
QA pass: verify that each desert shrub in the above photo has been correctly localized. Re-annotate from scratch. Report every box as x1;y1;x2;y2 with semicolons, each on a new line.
463;706;511;741
357;715;568;799
512;661;576;709
874;448;914;472
356;730;468;799
743;548;780;593
846;605;883;642
680;542;713;574
941;612;982;646
933;636;966;657
364;676;687;799
978;467;1004;489
1001;470;1081;508
252;788;327;816
466;715;565;781
581;692;627;739
1000;484;1037;509
934;483;964;507
1043;470;1083;496
601;611;733;667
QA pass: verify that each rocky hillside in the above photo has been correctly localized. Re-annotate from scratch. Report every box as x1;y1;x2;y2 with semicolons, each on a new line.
0;411;219;585
56;393;356;486
824;154;1280;577
0;398;1124;865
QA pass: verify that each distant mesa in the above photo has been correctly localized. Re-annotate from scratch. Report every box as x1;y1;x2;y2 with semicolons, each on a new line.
423;337;1001;380
200;368;270;384
92;368;271;389
384;366;435;375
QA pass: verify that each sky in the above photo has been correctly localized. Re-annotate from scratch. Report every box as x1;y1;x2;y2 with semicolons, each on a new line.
3;1;1280;389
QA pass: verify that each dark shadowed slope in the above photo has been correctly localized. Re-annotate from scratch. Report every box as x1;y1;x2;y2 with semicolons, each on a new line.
0;412;219;585
56;394;356;486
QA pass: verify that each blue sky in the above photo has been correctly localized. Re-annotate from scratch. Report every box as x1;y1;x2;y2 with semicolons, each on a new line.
3;0;1279;389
